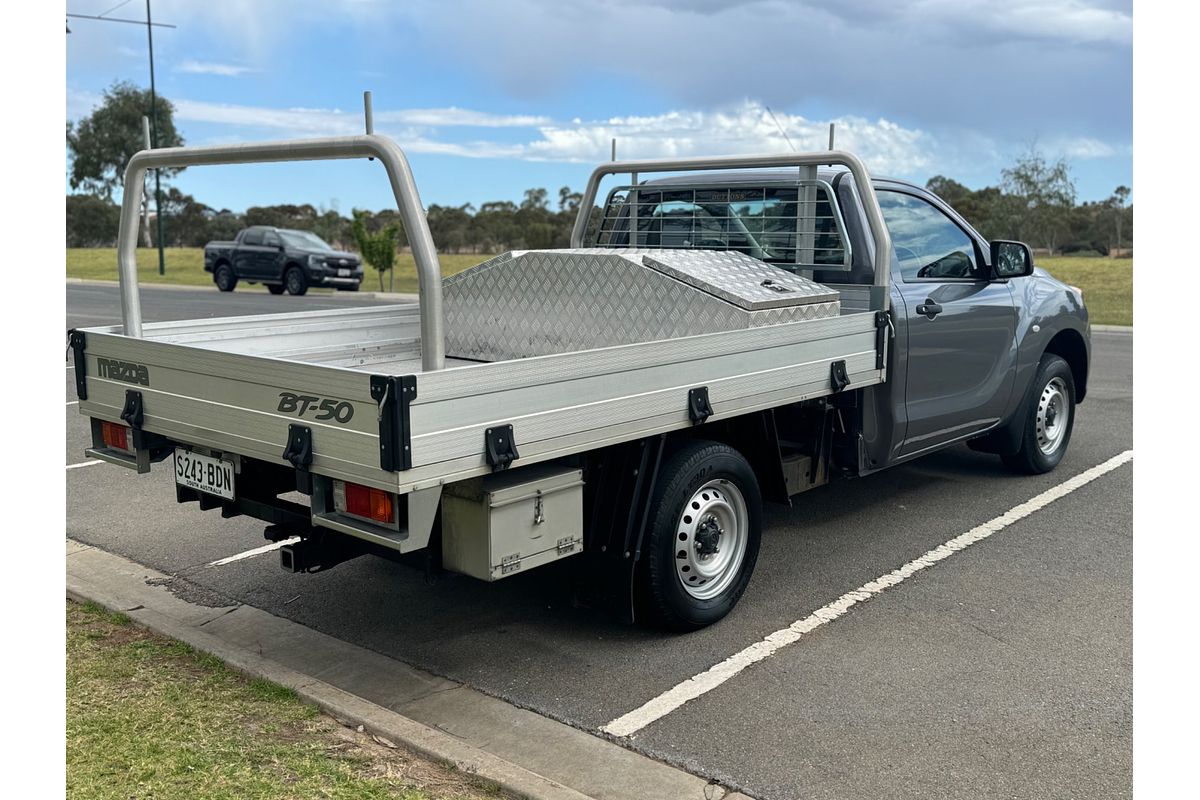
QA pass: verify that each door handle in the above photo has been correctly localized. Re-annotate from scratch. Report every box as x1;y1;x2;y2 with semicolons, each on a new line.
916;300;943;319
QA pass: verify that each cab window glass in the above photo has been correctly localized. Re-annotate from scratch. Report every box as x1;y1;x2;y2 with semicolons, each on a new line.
878;191;980;280
242;229;264;246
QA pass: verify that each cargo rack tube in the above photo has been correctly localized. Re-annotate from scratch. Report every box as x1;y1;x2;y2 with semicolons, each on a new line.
570;151;893;305
115;134;445;371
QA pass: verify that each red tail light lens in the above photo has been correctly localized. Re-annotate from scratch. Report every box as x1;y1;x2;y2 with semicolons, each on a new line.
101;421;129;451
335;480;395;524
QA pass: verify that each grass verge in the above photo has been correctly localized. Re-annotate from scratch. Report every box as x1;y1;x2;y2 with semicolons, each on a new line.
1036;256;1132;326
67;600;503;800
65;248;489;293
65;249;1132;325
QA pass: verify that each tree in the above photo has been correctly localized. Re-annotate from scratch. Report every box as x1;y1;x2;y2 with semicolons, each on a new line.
1001;145;1076;254
1109;186;1131;255
66;194;121;247
66;81;184;247
351;210;400;291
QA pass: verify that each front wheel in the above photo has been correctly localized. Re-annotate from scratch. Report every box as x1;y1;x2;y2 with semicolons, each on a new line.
1002;354;1076;474
284;267;308;296
214;264;237;292
637;440;762;631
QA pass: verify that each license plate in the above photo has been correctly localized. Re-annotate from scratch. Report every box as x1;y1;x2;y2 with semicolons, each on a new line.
338;268;351;277
174;449;235;500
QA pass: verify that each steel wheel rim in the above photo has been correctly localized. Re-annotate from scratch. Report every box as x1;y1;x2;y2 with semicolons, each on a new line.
1036;376;1070;455
674;479;748;600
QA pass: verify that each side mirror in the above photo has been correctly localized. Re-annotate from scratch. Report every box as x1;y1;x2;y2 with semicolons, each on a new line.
990;240;1034;279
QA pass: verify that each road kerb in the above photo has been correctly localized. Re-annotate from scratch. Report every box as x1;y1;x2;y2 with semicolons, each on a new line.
66;540;743;800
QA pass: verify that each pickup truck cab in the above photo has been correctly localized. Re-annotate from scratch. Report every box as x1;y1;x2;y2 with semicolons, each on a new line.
73;135;1090;631
204;226;364;295
605;169;1091;473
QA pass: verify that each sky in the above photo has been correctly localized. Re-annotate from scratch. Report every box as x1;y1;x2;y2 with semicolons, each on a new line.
65;0;1133;214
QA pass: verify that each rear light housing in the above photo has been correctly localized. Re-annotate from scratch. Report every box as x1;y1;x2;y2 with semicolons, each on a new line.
100;420;133;453
332;480;397;525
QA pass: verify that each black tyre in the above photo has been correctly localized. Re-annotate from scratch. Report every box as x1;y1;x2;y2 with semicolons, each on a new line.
267;284;285;295
284;267;308;296
637;440;762;631
214;264;237;292
1001;354;1076;475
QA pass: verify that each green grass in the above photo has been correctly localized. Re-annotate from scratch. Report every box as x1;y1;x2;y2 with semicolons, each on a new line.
65;248;1132;325
65;248;490;293
67;601;502;800
1037;256;1133;326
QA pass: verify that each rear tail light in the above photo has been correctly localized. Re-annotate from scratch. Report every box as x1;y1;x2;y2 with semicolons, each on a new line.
100;421;131;452
332;480;396;525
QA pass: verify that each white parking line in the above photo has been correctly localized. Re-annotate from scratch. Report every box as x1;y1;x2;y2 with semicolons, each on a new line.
208;537;301;567
602;449;1135;738
66;460;103;470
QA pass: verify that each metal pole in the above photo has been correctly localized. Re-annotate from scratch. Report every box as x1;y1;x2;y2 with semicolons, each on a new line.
146;0;165;275
364;91;374;134
828;123;835;150
611;138;616;161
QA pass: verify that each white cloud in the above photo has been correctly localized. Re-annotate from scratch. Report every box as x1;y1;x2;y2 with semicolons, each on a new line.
160;94;938;176
1047;136;1127;160
377;108;552;128
176;60;254;77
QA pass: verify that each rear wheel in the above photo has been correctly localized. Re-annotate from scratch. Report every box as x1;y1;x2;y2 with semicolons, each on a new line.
284;267;308;296
267;284;285;295
637;440;762;631
1001;354;1076;474
214;264;237;292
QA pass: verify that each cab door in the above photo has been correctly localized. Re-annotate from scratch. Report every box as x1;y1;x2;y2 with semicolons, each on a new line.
877;188;1018;457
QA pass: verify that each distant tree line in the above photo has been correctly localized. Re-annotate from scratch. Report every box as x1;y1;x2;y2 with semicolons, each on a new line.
925;147;1132;256
66;186;591;253
66;82;1131;257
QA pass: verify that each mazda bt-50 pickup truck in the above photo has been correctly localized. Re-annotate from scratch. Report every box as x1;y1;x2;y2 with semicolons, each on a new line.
71;132;1089;631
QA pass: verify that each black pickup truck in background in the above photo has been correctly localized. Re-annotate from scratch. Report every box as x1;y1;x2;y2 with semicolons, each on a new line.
204;226;364;295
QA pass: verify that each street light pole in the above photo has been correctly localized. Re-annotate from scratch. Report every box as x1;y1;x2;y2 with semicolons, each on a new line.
145;0;165;275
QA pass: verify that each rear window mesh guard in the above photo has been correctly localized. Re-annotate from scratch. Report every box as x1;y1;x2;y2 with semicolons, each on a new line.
589;180;852;272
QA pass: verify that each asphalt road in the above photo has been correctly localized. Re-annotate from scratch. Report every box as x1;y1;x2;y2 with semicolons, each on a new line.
66;282;1132;799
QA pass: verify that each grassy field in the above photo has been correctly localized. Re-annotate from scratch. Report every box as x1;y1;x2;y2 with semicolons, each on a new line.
65;248;488;293
65;249;1132;325
1036;256;1133;326
67;600;501;800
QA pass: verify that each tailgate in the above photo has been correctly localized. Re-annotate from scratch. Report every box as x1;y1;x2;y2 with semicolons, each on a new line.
73;329;396;489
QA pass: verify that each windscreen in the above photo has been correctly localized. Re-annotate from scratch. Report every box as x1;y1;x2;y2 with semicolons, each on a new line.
279;230;334;251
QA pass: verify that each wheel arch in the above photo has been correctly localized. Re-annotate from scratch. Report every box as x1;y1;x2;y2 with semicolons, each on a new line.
1044;328;1089;403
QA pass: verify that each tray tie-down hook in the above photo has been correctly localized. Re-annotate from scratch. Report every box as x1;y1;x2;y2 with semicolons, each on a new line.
485;424;519;471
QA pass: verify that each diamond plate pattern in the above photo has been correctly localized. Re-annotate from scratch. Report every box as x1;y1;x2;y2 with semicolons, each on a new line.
640;250;840;310
442;248;839;362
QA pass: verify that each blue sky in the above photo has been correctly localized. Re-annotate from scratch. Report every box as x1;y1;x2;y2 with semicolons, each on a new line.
65;0;1132;214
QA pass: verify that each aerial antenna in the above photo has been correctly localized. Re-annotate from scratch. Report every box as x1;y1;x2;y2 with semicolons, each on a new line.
764;106;797;152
